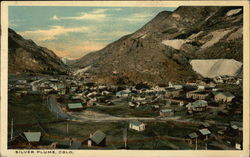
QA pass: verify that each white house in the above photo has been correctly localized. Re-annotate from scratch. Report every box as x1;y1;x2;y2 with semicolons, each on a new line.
129;120;146;131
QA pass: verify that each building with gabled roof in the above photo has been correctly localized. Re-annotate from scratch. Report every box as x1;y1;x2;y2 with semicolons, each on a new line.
213;92;235;102
23;132;41;143
186;100;208;112
67;103;83;112
129;120;146;131
160;109;174;117
198;128;211;140
87;130;106;147
185;132;198;144
186;90;210;100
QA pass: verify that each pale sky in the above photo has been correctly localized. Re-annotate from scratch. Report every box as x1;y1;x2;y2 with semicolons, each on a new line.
9;6;176;59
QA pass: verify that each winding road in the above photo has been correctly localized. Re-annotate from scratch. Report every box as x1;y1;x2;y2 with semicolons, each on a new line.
48;95;76;120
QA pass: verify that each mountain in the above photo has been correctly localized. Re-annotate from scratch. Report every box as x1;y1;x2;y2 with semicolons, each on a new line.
8;28;67;75
71;6;243;85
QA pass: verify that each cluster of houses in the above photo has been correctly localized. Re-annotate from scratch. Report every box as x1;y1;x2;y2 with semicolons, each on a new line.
9;130;107;149
10;119;242;150
184;122;243;150
9;76;241;117
8;75;242;150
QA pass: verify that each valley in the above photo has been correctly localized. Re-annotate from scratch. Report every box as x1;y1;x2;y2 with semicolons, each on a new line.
7;6;243;150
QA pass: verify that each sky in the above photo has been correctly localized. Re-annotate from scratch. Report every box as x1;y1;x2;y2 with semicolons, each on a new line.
9;6;176;59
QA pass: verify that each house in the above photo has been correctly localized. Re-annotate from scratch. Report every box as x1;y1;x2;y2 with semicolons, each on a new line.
186;90;210;100
116;89;131;98
71;95;82;101
198;128;211;140
173;85;183;90
213;92;235;103
129;120;146;131
197;85;205;90
167;99;185;106
160;109;174;117
168;82;183;89
23;132;41;143
87;130;106;147
217;130;225;139
132;96;146;102
186;100;208;112
185;132;198;144
199;122;210;129
67;103;83;112
235;142;242;150
101;91;110;96
151;105;160;111
165;89;182;98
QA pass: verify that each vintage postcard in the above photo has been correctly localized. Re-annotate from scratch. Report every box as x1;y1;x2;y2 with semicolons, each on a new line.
1;1;249;157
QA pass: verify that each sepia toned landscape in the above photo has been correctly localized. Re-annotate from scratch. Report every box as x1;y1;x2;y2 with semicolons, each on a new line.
8;6;243;150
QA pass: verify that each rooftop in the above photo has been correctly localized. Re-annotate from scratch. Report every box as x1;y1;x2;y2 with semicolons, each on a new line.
160;109;173;113
215;92;235;98
90;130;106;145
188;132;198;139
192;100;208;107
199;128;211;135
68;103;83;109
23;132;41;142
130;120;144;126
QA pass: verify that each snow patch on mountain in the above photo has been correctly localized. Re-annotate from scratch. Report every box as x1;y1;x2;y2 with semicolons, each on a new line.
190;59;242;78
201;29;232;49
162;39;188;50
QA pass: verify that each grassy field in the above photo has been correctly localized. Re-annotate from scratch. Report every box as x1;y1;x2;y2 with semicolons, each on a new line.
8;92;57;138
41;120;199;149
8;91;237;150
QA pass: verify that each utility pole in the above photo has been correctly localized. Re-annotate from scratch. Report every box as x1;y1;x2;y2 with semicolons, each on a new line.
195;137;198;150
123;128;127;149
67;122;69;134
11;119;13;141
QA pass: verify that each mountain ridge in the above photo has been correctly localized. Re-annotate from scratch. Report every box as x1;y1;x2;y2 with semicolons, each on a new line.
8;28;68;75
71;6;243;85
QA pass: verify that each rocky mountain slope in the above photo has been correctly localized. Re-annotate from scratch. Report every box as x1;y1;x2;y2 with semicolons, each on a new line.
71;6;243;85
8;28;67;75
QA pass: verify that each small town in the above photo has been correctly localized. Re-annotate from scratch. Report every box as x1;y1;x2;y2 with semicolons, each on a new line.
8;73;243;150
5;5;245;152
